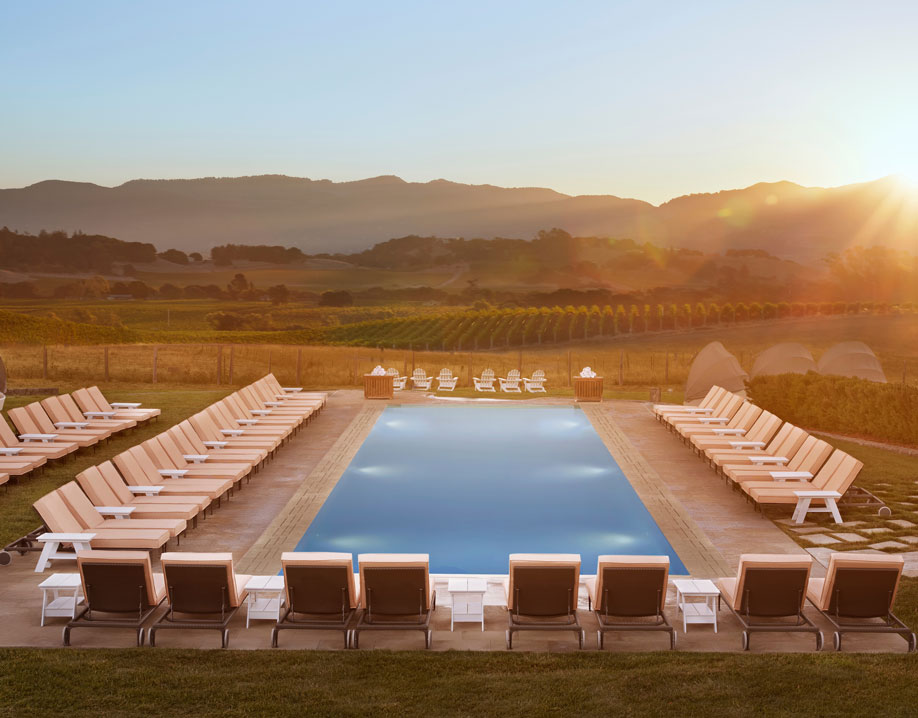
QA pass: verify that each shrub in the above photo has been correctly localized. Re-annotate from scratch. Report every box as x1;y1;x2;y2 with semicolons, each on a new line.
747;373;918;446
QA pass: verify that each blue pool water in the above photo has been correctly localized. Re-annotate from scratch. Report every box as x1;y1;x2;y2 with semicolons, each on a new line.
293;406;687;574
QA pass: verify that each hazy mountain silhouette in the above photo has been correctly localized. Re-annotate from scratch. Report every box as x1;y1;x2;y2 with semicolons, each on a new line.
1;174;915;259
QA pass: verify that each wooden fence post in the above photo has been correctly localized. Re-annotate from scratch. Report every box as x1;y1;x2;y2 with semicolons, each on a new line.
411;347;415;373
619;351;624;386
468;352;473;385
567;351;572;386
104;346;110;382
268;350;272;374
152;346;159;384
43;346;48;379
229;345;235;385
518;349;522;373
665;352;669;382
296;348;302;385
217;345;223;385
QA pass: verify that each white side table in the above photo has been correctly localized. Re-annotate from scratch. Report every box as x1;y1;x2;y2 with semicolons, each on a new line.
673;578;720;633
39;573;84;626
245;575;285;628
448;578;486;631
35;533;95;573
792;490;842;524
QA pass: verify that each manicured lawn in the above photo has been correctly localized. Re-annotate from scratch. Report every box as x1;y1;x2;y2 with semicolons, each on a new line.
0;386;230;548
1;647;916;717
768;435;918;551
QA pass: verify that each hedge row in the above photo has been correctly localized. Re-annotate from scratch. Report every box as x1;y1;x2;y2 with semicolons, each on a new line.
747;373;918;446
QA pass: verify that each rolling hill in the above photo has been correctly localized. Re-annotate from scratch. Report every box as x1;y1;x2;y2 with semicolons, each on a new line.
1;174;916;260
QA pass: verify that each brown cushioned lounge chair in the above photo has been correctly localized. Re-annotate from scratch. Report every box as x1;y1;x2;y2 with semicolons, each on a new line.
717;554;822;650
0;414;79;461
807;553;915;652
150;552;251;648
76;465;202;525
585;555;675;649
272;552;359;648
74;386;160;424
33;491;172;553
64;550;166;646
352;553;436;649
504;553;583;649
653;385;724;420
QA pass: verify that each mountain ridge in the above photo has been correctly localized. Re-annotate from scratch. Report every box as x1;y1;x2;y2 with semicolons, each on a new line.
1;174;915;259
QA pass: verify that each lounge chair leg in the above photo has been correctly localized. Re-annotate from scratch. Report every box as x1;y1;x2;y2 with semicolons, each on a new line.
62;626;71;646
908;633;916;653
833;632;841;651
670;630;676;650
271;628;279;648
742;631;750;651
149;628;157;647
597;630;603;649
137;628;145;647
506;630;512;649
221;629;229;648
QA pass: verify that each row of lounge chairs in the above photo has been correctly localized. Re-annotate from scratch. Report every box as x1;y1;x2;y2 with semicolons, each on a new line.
391;368;547;393
0;386;160;488
26;375;326;561
654;386;863;522
57;550;915;651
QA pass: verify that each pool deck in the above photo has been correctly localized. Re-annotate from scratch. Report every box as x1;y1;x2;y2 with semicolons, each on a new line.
0;390;911;653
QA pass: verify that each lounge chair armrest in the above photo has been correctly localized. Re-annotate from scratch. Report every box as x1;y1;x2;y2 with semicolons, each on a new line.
674;407;713;414
111;402;142;409
158;469;188;478
770;471;813;481
83;411;116;419
38;532;96;542
236;419;258;426
183;454;210;463
0;447;23;455
54;421;88;429
274;394;292;400
281;387;302;393
728;441;765;448
127;486;163;495
96;506;136;518
699;417;729;424
203;441;228;449
19;433;58;442
221;429;244;437
712;428;745;435
264;401;283;407
748;456;788;464
250;409;272;416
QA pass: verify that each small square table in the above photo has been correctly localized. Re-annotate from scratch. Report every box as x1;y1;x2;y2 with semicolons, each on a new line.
792;490;842;524
673;578;720;633
448;578;487;631
38;573;84;626
244;575;286;628
35;533;95;573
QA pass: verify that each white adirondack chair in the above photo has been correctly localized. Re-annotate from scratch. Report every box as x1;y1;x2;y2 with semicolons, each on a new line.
436;368;458;391
473;368;496;392
386;367;407;391
499;369;522;393
411;368;433;390
523;369;547;393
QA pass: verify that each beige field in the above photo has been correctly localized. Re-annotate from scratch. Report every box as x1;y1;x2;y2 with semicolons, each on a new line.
2;314;914;391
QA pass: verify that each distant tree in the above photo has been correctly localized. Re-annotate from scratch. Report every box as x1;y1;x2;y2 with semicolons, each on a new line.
227;273;252;298
2;281;38;298
122;264;137;277
206;311;247;330
128;280;154;299
81;275;110;299
267;285;290;305
53;282;82;299
158;283;183;299
319;290;354;307
189;252;203;262
159;249;190;265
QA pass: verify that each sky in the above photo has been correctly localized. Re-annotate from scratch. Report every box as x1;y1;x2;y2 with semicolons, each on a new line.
2;0;918;204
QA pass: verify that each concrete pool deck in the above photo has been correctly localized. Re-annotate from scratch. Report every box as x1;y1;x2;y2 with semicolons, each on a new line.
0;390;911;653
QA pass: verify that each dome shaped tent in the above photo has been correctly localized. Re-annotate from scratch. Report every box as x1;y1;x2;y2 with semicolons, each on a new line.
751;343;817;378
817;342;886;383
684;342;748;404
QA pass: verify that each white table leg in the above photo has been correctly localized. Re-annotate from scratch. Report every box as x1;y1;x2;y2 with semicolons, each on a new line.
40;589;48;626
827;498;842;523
792;497;811;524
711;595;718;633
35;541;58;573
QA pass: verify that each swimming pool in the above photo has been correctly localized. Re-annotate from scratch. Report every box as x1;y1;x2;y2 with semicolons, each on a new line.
293;406;687;574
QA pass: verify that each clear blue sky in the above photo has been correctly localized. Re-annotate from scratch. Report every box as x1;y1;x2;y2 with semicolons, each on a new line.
3;0;918;203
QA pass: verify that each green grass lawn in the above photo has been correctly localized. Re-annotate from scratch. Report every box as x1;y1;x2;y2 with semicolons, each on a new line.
1;646;916;717
766;435;918;551
0;387;230;547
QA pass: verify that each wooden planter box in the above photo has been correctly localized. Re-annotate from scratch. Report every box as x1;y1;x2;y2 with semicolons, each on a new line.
574;376;604;402
363;374;394;400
